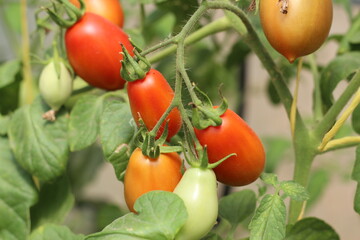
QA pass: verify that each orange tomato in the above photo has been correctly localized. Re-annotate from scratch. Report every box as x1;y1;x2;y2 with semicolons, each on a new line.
124;148;183;212
70;0;124;27
259;0;333;63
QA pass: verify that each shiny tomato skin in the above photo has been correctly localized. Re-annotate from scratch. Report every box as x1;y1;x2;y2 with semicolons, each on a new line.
194;109;265;186
127;69;182;139
174;168;218;240
70;0;124;27
65;13;133;90
124;148;183;212
260;0;333;63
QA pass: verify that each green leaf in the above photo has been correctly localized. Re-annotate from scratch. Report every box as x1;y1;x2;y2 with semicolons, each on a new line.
307;169;330;209
8;97;69;182
96;203;127;231
352;105;360;134
0;114;10;136
0;71;21;115
3;2;21;33
260;173;279;187
285;217;339;240
68;144;105;194
0;138;38;240
0;60;21;88
86;191;187;240
30;175;75;229
68;93;105;151
249;194;286;240
320;52;360;109
100;99;135;181
280;181;309;202
338;13;360;53
30;224;84;240
157;0;198;33
219;190;256;228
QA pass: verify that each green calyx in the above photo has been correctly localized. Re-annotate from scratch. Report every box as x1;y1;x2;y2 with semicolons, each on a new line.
45;0;85;28
192;86;228;129
182;144;235;170
135;119;182;159
120;40;151;82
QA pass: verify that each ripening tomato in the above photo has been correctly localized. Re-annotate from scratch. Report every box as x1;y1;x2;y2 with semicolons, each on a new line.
127;69;182;139
174;167;218;240
260;0;333;63
65;13;133;90
194;109;265;186
69;0;124;27
124;148;183;212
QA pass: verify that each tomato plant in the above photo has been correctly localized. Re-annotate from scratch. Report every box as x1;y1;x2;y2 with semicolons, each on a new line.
194;108;265;186
124;147;182;212
1;0;360;240
64;12;133;90
127;68;182;139
69;0;124;27
259;0;333;63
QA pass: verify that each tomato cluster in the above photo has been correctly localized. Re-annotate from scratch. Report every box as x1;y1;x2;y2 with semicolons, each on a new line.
47;1;266;238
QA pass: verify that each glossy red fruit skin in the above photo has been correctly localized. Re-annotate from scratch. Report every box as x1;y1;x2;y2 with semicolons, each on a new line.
127;69;182;139
194;109;265;186
70;0;124;27
65;13;133;90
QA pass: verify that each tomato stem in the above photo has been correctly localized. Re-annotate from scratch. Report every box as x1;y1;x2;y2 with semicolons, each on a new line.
290;58;303;137
308;54;323;122
314;70;360;139
20;0;35;106
319;136;360;152
148;17;231;64
318;88;360;151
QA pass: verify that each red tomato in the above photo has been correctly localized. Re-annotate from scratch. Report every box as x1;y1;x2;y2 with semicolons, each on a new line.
124;147;183;212
260;0;333;63
65;13;133;90
194;109;265;186
70;0;124;27
127;69;182;139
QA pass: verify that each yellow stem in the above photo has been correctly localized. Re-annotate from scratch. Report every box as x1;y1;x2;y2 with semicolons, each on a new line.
320;136;360;152
318;89;360;151
290;58;303;137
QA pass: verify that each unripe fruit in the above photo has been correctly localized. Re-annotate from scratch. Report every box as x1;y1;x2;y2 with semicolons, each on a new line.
39;61;73;120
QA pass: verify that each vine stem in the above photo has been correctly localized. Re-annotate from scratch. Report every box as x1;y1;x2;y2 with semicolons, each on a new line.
20;0;35;105
308;54;323;121
290;58;303;137
318;88;360;151
148;16;231;63
321;136;360;152
315;70;360;138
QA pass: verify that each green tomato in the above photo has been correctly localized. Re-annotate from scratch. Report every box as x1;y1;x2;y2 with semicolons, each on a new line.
173;167;218;240
39;60;73;111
